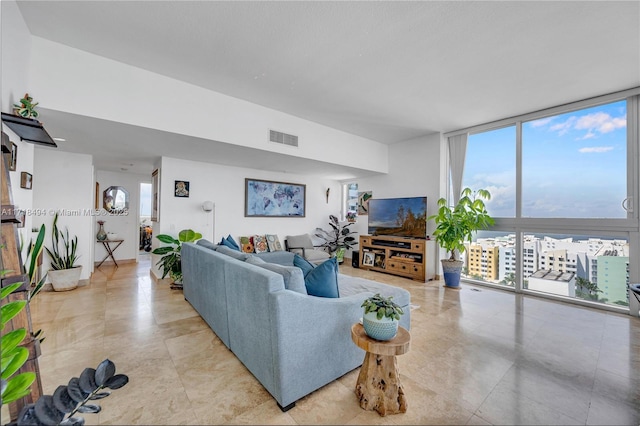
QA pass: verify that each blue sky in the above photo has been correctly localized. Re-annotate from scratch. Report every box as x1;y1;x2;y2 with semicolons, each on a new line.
464;100;627;218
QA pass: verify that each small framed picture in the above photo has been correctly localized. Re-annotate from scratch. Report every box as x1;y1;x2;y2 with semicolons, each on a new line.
9;142;17;171
174;180;189;197
20;172;32;189
362;252;375;266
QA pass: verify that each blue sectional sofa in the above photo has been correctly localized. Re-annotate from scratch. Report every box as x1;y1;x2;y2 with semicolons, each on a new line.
181;241;411;410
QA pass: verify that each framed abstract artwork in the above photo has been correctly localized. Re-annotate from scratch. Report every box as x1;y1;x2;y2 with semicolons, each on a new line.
245;178;306;217
174;180;189;197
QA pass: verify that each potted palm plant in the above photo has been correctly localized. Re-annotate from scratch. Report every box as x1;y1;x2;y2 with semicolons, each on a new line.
428;187;494;288
45;213;81;291
314;215;358;263
361;293;404;341
152;229;202;287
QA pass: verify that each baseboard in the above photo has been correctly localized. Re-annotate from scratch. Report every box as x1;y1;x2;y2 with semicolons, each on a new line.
93;258;136;267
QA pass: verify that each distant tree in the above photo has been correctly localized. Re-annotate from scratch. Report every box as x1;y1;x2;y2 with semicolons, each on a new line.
575;277;606;302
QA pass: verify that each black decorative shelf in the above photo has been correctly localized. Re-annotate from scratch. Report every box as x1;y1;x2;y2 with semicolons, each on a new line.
1;112;57;147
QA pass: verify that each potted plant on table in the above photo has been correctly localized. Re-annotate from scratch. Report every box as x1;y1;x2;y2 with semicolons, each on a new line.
361;293;404;341
314;215;358;264
428;187;494;289
152;229;202;288
45;213;82;292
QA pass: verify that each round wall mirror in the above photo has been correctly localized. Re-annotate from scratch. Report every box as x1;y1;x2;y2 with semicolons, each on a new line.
103;186;129;213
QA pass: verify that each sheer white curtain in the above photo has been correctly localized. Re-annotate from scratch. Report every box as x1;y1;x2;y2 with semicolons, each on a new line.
448;133;468;203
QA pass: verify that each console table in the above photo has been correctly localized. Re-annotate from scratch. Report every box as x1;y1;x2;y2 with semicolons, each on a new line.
96;239;124;268
351;323;410;416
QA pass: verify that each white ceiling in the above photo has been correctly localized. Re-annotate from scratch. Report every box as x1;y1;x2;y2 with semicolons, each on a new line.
13;0;640;177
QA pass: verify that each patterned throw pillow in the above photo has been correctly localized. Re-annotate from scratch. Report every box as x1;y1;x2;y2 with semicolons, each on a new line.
240;236;254;253
252;235;269;253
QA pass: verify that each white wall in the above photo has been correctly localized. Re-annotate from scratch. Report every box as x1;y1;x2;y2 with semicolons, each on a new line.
347;133;442;277
33;149;94;281
150;156;343;278
28;37;389;175
94;170;147;262
2;0;37;244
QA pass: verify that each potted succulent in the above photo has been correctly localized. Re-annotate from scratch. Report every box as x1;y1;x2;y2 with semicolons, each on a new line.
45;213;82;291
428;187;494;289
314;215;358;263
361;293;404;341
152;229;202;287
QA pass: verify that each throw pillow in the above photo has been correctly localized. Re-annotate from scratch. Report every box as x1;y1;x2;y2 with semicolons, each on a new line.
226;234;240;251
252;235;268;253
240;236;254;253
304;257;339;298
293;254;315;276
221;237;240;251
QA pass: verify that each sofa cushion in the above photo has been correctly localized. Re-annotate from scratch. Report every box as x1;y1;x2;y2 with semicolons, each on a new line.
254;251;296;266
196;239;218;251
246;257;307;295
293;254;315;276
304;257;339;298
216;245;251;261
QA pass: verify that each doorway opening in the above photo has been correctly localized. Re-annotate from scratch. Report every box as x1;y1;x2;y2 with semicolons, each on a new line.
140;182;152;255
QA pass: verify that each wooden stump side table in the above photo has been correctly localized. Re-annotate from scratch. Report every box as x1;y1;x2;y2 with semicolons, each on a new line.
350;323;410;416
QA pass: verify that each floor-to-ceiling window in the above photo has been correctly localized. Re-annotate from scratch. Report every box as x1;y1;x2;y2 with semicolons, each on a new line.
450;90;639;312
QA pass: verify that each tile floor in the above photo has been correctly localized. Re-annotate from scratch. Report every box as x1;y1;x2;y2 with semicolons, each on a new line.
18;256;640;424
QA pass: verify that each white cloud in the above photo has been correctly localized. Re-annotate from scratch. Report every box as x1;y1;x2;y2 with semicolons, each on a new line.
529;117;554;128
575;112;626;134
549;116;576;135
579;146;614;153
541;110;626;139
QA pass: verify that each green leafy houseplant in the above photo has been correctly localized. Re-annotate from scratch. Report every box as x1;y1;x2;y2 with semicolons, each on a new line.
45;213;79;270
428;187;495;261
315;215;358;253
12;93;39;119
152;229;202;283
361;293;404;321
1;278;35;406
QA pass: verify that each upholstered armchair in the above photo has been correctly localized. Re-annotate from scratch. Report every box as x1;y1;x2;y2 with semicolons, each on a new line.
284;234;330;265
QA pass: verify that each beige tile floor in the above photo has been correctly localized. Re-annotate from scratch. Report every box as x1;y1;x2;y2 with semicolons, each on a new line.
18;255;640;425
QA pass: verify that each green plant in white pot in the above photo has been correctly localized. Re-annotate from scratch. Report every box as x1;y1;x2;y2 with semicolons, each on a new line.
152;229;202;286
428;187;494;289
361;293;404;341
315;215;358;263
45;213;81;291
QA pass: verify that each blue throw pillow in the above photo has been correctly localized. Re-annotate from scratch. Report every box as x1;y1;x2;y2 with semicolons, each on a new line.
221;236;240;251
226;234;240;251
293;254;315;276
304;257;339;298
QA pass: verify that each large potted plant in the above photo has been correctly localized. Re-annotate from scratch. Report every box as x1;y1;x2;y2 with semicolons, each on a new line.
361;293;404;341
45;213;82;291
428;187;494;289
314;215;358;263
152;229;202;287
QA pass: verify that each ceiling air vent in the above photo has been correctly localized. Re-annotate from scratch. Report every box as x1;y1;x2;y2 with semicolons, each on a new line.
269;129;298;147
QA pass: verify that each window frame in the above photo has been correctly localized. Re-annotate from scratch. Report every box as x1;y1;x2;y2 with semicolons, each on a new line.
442;88;640;313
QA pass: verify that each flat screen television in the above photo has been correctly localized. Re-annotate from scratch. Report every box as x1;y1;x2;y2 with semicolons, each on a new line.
367;196;427;238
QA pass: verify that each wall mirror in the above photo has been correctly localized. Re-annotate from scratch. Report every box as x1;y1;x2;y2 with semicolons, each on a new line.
103;186;129;213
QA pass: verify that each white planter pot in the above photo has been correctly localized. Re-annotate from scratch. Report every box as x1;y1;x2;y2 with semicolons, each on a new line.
362;310;399;341
48;266;82;292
